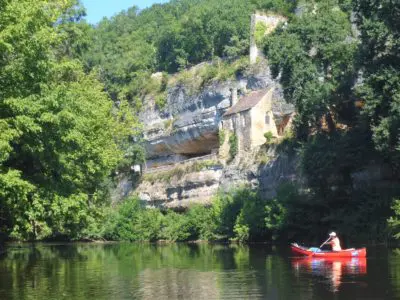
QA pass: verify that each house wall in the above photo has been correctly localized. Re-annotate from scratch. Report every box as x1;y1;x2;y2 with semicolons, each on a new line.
221;110;253;156
250;89;278;148
220;87;294;156
238;110;253;153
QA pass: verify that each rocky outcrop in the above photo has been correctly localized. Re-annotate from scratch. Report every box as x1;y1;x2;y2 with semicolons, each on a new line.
136;146;299;209
130;61;298;209
140;63;280;160
137;167;223;209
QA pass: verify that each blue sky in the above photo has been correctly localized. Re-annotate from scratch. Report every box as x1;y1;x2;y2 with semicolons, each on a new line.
81;0;170;24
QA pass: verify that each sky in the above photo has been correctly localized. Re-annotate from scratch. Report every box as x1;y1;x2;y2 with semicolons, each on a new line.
81;0;170;24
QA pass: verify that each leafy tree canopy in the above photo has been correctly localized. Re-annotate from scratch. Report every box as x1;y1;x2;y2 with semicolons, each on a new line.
82;0;297;102
0;0;138;240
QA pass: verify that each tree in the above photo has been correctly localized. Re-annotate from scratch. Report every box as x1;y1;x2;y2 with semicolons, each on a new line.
0;0;137;240
264;0;357;137
353;0;400;175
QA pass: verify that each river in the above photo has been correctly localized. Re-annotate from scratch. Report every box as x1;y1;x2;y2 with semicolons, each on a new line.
0;243;398;299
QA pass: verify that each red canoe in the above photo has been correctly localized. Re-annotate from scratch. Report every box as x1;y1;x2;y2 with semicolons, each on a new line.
291;243;367;258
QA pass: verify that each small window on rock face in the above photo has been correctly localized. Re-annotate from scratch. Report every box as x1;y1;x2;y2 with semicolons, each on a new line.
265;114;270;124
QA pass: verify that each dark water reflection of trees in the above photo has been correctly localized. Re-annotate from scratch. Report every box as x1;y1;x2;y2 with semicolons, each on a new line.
0;243;399;300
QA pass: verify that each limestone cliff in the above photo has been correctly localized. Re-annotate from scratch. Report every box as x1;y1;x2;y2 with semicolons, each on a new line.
140;63;278;162
131;59;297;209
135;145;298;209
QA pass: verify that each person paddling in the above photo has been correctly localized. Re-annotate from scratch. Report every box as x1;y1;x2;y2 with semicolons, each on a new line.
326;232;341;251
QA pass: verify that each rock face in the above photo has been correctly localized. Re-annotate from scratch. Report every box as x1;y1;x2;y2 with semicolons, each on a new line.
137;167;223;209
136;147;298;209
133;62;297;209
140;64;278;161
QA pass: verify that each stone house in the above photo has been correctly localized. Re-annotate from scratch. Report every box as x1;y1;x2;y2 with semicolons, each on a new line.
220;87;294;154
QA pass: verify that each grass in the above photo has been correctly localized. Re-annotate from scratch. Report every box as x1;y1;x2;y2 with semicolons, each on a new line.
155;91;168;109
169;57;250;95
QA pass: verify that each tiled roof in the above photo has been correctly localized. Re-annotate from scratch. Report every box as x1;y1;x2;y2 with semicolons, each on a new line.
223;89;270;117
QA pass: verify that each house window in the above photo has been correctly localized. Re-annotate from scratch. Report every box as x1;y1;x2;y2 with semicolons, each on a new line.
265;114;270;124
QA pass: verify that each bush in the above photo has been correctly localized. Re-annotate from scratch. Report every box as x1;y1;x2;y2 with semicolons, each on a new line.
229;134;238;158
254;22;268;46
219;129;226;146
212;187;272;242
155;92;167;110
102;197;164;241
161;211;193;241
212;189;245;238
233;212;250;243
264;131;275;144
102;197;141;241
132;209;164;241
265;199;287;240
388;199;400;239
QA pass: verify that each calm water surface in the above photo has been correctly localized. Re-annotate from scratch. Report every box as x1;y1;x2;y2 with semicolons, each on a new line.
0;243;398;299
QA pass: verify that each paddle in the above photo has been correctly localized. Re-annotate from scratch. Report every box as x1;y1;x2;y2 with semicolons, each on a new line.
319;236;332;249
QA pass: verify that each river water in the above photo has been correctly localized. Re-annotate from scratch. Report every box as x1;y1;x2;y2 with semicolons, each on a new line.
0;243;398;299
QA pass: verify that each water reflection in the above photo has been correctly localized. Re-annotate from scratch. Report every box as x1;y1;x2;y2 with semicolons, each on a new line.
0;243;397;299
292;256;367;292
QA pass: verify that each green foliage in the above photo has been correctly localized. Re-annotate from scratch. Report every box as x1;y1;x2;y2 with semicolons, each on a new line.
161;211;193;242
0;0;137;241
102;197;141;241
265;0;357;137
265;199;287;240
251;0;298;15
264;131;275;144
102;197;163;241
212;189;246;238
212;188;272;242
229;134;238;158
161;205;216;241
219;129;226;146
102;197;216;242
233;213;250;243
389;200;400;240
258;0;400;242
300;129;373;188
155;92;168;110
353;0;400;176
118;143;146;172
132;209;164;241
223;36;250;59
171;57;250;95
82;0;292;104
233;195;268;242
255;22;268;46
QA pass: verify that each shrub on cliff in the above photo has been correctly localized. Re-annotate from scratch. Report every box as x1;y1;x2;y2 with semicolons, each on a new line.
229;134;238;158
